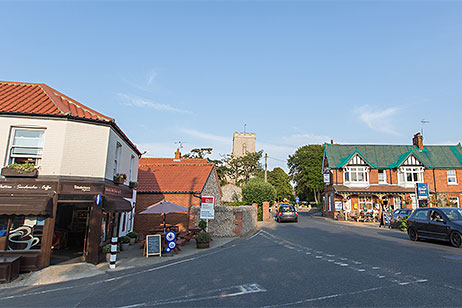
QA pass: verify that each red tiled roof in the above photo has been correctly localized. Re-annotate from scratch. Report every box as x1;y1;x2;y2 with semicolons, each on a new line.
139;157;208;165
0;81;112;122
138;160;214;193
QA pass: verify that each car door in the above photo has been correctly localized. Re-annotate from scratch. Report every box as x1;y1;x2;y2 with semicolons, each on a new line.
412;209;431;237
427;210;451;239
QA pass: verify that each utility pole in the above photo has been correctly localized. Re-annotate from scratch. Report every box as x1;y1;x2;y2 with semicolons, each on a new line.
264;153;268;183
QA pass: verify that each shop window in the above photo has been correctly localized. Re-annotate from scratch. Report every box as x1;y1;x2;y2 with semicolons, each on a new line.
7;128;45;166
8;216;44;250
359;196;373;210
449;197;459;207
447;170;457;185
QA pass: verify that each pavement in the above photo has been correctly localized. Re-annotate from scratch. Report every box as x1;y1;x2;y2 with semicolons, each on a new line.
0;236;236;289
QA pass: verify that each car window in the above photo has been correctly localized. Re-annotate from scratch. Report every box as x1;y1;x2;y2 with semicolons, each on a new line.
441;208;462;221
280;206;294;212
429;210;443;221
413;209;430;221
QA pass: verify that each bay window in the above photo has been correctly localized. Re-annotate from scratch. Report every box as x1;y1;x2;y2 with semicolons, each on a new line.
399;167;423;186
344;167;369;185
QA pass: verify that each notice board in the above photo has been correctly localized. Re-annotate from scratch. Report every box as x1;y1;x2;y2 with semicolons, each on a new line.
145;235;161;257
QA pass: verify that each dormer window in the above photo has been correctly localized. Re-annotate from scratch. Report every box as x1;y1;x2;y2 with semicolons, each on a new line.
378;170;387;184
344;167;368;184
399;167;424;186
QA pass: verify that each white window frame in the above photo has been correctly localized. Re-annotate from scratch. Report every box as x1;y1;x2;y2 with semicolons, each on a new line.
378;170;387;184
7;127;45;167
449;197;459;207
358;196;373;210
447;170;457;185
344;166;369;186
399;167;424;187
113;142;122;176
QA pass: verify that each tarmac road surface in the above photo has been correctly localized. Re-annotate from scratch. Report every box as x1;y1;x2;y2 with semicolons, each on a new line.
1;212;462;307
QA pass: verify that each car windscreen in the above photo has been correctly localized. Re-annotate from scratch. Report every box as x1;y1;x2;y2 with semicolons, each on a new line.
280;206;295;212
441;208;462;221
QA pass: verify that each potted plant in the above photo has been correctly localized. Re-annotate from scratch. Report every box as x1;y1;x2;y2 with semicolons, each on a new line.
1;162;38;178
129;181;137;189
196;220;211;249
127;231;138;245
113;173;127;184
119;236;130;250
102;243;120;263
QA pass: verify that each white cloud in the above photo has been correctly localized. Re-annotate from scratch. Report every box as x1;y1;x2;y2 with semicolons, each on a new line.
281;133;331;147
146;70;157;87
180;128;230;144
356;105;400;135
118;93;192;114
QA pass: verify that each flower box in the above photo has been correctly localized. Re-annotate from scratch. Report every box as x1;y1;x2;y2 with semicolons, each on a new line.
1;167;38;178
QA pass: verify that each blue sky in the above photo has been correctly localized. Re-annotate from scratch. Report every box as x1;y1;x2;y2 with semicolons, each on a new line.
1;1;462;171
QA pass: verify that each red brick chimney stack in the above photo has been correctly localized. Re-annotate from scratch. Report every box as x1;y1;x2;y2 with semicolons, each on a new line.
413;133;423;150
174;148;181;160
331;139;334;144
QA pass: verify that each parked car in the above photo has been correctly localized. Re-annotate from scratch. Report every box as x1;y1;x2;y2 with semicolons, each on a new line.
276;204;298;223
392;209;413;220
407;207;462;248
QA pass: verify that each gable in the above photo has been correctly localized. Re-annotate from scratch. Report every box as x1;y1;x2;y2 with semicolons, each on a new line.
401;154;424;167
346;154;368;166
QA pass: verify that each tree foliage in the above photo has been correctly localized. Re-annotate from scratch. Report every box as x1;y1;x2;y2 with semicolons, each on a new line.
242;179;276;205
183;148;227;185
287;145;324;203
267;167;293;201
225;151;263;186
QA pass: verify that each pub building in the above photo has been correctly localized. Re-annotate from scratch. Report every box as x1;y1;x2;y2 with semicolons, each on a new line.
0;81;140;272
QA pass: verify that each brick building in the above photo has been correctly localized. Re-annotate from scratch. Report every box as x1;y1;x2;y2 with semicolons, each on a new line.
0;81;140;270
322;133;462;218
134;150;221;235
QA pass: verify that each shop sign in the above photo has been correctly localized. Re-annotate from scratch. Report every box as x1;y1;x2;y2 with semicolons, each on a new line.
335;201;343;211
323;173;330;183
0;182;57;194
60;182;104;194
416;183;428;200
200;196;215;220
105;184;132;198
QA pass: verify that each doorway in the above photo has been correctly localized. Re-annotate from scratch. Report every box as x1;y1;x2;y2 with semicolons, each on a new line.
51;203;90;265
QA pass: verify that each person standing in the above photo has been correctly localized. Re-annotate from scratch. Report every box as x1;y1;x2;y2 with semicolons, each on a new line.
379;202;385;228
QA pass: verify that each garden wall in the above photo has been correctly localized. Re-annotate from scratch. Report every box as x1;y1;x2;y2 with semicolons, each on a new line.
190;205;257;237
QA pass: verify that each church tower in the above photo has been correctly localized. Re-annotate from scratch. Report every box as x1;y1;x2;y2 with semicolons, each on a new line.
232;132;256;158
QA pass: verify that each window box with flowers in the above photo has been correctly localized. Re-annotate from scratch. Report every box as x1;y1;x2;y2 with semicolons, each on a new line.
113;173;127;185
1;163;38;178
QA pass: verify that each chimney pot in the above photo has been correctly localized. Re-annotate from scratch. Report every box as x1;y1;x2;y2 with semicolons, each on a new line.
331;139;334;144
174;148;181;160
412;133;423;150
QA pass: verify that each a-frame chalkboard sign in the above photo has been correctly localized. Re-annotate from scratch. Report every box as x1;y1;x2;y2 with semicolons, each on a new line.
144;234;162;257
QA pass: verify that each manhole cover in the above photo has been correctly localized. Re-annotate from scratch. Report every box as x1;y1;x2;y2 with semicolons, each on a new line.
443;255;462;261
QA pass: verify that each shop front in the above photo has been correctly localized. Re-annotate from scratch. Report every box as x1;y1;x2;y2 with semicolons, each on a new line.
0;179;133;272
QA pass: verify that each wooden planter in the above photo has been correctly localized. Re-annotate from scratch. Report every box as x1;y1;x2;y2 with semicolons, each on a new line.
196;241;210;249
1;167;38;178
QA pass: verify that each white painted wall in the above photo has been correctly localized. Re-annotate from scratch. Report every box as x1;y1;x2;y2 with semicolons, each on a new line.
0;115;138;181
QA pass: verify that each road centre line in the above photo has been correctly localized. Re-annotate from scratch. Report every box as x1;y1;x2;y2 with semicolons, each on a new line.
258;230;428;286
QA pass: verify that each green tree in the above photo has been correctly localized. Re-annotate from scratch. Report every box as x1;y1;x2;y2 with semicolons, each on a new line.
287;145;324;203
267;167;293;201
182;148;213;159
183;148;228;185
242;178;276;205
225;151;263;186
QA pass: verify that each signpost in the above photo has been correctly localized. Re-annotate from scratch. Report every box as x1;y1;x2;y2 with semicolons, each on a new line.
416;183;428;200
144;234;161;257
200;196;215;232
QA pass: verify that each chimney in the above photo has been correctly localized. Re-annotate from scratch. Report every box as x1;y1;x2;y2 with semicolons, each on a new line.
412;133;423;150
331;139;334;144
174;148;181;160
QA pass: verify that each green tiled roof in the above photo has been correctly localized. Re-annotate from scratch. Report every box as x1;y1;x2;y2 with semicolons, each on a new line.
324;143;462;169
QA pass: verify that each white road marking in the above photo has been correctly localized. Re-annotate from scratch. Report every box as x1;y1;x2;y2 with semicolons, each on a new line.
247;230;263;240
117;283;266;307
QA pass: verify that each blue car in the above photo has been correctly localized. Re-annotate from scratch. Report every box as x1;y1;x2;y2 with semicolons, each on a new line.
392;209;413;220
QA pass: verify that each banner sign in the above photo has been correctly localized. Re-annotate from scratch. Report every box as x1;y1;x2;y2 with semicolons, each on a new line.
416;183;428;200
200;196;215;220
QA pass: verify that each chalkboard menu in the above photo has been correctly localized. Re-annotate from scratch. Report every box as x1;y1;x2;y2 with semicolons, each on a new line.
145;235;161;257
384;213;393;227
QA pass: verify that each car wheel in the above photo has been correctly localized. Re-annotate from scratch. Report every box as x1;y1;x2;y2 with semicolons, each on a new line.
450;231;462;248
408;228;418;241
294;218;298;223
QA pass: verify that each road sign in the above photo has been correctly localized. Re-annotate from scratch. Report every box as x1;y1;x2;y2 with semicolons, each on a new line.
296;197;300;204
200;196;215;220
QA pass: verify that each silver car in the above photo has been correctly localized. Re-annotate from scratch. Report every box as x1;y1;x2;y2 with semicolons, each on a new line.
276;204;298;223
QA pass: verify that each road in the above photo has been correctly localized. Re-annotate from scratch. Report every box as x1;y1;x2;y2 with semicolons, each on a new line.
1;212;462;307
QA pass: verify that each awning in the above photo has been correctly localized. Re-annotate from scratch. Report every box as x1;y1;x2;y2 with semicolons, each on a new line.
0;196;53;216
102;196;132;213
